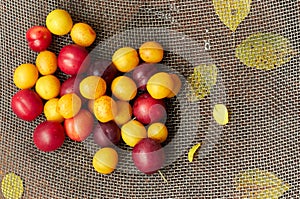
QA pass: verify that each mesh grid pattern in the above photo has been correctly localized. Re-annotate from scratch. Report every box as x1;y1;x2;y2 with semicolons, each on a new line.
1;0;300;198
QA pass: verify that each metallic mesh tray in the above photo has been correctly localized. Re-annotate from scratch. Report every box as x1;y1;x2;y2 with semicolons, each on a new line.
1;0;299;198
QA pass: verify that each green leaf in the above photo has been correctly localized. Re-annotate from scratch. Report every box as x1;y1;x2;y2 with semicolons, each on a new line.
235;169;290;199
187;64;218;101
236;33;294;70
213;0;251;31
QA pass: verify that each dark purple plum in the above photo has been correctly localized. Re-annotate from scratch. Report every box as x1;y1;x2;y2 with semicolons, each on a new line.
132;63;158;91
60;76;80;96
60;75;86;102
87;59;120;87
132;138;165;174
93;120;121;147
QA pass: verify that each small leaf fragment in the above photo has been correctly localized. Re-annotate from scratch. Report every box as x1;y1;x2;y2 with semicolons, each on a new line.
188;143;201;162
213;104;229;125
213;0;252;31
236;32;294;70
253;185;290;199
235;169;290;199
158;170;169;184
187;64;218;101
1;173;24;199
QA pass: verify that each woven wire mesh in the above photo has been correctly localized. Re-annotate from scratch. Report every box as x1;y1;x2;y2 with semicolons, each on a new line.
1;0;300;198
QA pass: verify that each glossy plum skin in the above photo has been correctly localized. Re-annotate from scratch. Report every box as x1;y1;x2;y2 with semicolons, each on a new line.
132;63;158;91
26;26;52;52
60;76;78;96
132;138;165;174
60;75;85;96
132;93;166;125
33;121;65;152
87;59;120;87
58;44;90;75
11;89;43;121
59;75;86;102
64;109;94;142
93;120;121;147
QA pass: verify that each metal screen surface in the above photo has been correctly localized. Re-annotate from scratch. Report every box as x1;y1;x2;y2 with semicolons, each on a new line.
1;0;299;198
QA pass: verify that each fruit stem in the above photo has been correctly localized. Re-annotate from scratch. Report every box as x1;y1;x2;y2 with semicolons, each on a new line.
158;170;168;184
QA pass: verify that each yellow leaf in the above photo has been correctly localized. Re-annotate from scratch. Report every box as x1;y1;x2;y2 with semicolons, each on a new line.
236;33;294;70
188;143;201;162
235;169;290;199
213;104;229;125
213;0;252;31
187;64;218;101
253;184;290;199
1;173;24;199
